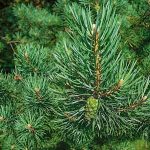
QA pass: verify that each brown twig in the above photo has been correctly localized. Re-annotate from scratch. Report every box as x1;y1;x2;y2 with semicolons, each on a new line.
9;43;16;52
24;52;38;72
118;96;148;112
100;79;124;97
7;40;22;44
92;24;101;98
64;112;77;122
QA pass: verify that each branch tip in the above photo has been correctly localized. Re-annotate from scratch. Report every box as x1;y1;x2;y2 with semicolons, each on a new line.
92;24;96;35
26;124;35;132
0;116;4;121
143;96;147;101
118;79;124;87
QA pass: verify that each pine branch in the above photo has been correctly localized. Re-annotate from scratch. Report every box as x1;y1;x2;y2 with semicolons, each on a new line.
64;112;77;122
92;24;101;98
118;96;148;112
53;2;150;146
100;79;124;97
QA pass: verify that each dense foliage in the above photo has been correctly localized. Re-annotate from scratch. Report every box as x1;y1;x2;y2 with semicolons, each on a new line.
0;0;150;149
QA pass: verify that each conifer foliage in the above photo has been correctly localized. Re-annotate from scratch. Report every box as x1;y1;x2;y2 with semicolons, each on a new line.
0;0;150;149
53;1;150;147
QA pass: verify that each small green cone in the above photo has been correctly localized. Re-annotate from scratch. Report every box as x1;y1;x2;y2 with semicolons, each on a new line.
85;96;99;121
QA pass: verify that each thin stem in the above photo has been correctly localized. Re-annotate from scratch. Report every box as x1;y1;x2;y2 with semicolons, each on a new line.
118;96;147;112
92;24;101;98
100;79;124;97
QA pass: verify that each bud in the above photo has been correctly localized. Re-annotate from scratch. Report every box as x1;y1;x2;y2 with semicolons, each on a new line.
24;52;28;58
26;124;33;131
92;24;96;35
0;116;4;121
33;68;38;72
26;124;35;132
143;96;147;101
11;145;15;150
24;52;29;62
34;87;40;93
14;74;22;81
118;79;124;87
27;124;32;129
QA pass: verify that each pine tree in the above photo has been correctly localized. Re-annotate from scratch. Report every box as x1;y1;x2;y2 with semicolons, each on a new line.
0;0;60;73
0;2;61;150
0;0;150;149
52;1;150;148
54;0;150;77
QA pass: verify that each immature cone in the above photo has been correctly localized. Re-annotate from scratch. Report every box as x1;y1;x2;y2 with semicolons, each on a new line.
85;96;99;121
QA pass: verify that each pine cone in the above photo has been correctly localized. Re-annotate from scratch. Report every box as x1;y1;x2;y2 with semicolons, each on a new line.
85;96;99;121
